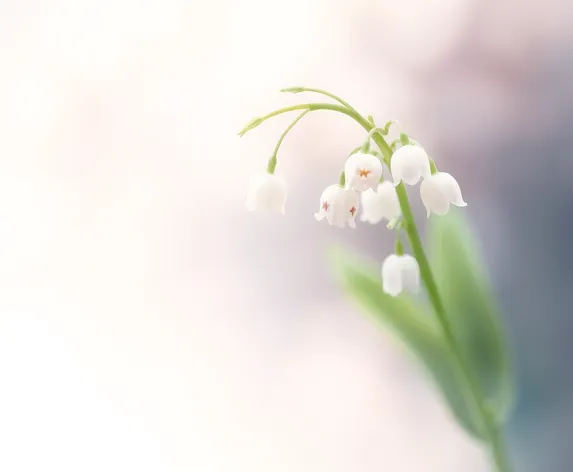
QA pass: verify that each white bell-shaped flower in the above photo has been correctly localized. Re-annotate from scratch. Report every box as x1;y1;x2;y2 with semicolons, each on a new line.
314;185;359;228
360;181;401;225
344;152;383;192
420;172;467;217
391;145;431;186
246;172;287;214
381;253;420;296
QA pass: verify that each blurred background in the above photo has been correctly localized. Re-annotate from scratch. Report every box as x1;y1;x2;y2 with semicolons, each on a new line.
0;0;571;470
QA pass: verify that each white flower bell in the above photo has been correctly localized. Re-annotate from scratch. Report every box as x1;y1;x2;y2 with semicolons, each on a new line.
344;152;383;192
246;172;288;214
420;172;467;217
360;181;401;224
314;185;359;228
381;253;420;296
391;145;431;186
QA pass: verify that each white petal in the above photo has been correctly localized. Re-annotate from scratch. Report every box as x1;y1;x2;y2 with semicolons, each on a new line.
328;188;355;228
376;182;401;219
345;152;383;192
401;166;423;186
344;189;360;228
420;175;451;217
360;182;401;224
315;184;342;222
360;202;383;224
391;145;431;186
400;254;420;294
328;209;345;227
246;174;265;211
315;185;359;229
381;254;403;296
434;172;467;207
417;152;432;180
360;213;382;225
344;153;359;187
390;161;405;187
327;193;348;227
318;184;342;203
246;173;287;213
360;189;379;222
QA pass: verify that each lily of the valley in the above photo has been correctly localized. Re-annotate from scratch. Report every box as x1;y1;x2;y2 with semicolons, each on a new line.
391;145;431;186
420;172;467;217
381;253;420;296
360;181;401;224
315;184;359;228
246;172;288;214
344;152;383;192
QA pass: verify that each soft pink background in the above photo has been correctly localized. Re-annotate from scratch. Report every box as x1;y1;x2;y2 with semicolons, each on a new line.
0;0;571;470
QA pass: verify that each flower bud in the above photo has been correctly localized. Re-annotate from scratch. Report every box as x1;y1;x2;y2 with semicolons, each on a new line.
420;172;467;217
391;145;431;186
246;172;287;214
381;253;420;296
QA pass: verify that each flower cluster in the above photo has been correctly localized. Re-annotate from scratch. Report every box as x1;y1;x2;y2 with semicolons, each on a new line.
240;91;513;472
244;98;466;297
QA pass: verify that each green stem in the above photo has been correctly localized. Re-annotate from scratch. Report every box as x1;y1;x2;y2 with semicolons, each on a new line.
369;133;512;472
267;110;310;173
429;158;438;175
280;87;358;112
239;103;374;138
361;127;384;152
271;109;310;158
382;119;400;135
390;138;401;151
240;100;512;472
392;181;511;472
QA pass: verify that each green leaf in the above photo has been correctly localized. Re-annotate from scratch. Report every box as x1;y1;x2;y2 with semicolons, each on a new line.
328;248;487;439
428;210;514;424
